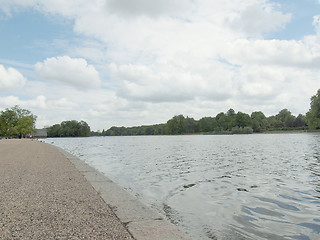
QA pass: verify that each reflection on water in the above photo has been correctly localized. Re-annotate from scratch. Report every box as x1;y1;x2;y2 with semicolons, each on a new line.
46;133;320;240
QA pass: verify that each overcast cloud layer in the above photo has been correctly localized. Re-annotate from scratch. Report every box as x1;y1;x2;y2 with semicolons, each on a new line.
0;0;320;130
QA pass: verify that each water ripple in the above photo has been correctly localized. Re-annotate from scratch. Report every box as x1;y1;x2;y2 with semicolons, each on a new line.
46;133;320;240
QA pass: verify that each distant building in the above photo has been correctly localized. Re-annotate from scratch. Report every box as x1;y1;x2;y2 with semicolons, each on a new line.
32;129;47;138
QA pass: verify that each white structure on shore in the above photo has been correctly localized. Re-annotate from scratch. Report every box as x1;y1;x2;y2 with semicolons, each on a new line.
32;129;47;138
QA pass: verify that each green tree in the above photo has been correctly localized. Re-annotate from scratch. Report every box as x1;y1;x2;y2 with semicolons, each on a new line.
276;109;295;128
79;121;90;137
235;112;252;128
199;117;216;132
231;126;253;134
306;89;320;129
251;111;267;132
0;108;17;137
293;114;307;128
227;108;236;117
47;124;61;137
251;111;266;121
47;120;90;137
267;115;283;129
215;112;228;131
0;105;37;138
183;116;199;133
166;115;185;134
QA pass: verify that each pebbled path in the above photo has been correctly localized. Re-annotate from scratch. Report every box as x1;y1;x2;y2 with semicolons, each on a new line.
0;139;133;239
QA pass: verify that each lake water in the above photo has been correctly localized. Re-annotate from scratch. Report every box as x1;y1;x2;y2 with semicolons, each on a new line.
45;133;320;240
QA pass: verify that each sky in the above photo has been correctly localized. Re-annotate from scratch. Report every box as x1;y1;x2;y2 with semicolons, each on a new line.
0;0;320;131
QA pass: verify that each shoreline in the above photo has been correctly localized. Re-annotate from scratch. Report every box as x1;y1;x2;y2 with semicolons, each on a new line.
0;139;189;239
51;143;190;240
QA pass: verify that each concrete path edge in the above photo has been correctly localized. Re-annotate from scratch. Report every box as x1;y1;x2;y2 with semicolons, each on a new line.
53;145;191;240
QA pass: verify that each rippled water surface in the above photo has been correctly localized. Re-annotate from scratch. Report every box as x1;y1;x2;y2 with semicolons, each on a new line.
46;134;320;240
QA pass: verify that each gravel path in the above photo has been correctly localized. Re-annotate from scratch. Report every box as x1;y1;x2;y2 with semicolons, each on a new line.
0;139;133;239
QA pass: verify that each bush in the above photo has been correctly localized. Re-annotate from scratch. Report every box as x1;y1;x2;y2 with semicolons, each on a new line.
231;126;253;134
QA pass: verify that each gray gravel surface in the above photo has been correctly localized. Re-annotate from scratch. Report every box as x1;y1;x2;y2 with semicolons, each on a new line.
0;139;133;239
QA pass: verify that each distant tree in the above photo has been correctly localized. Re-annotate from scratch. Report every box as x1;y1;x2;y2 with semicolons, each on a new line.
154;124;166;135
251;111;267;132
166;115;185;134
105;126;117;136
199;117;216;132
251;111;265;119
103;106;309;136
276;109;295;128
293;114;307;128
90;130;103;136
0;105;36;138
306;89;320;129
47;120;90;137
215;112;228;131
231;126;253;134
183;116;199;133
267;115;284;129
235;112;252;128
47;124;61;137
104;123;166;136
79;121;90;136
227;108;236;117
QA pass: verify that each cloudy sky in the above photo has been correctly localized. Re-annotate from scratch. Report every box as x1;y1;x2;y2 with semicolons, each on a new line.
0;0;320;131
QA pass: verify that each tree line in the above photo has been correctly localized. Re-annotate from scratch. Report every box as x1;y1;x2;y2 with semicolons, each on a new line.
102;109;307;136
46;120;91;137
0;106;91;138
101;89;320;136
1;90;319;138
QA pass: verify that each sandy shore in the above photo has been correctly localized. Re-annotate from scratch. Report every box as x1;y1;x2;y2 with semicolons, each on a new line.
0;139;189;239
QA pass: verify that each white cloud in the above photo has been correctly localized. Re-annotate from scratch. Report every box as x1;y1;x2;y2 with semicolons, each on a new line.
0;0;35;16
30;95;47;109
0;64;26;90
35;56;101;90
313;15;320;34
106;0;188;18
229;3;291;37
110;61;235;103
0;95;20;107
2;0;320;130
48;97;78;109
223;39;320;69
0;95;46;109
235;65;285;100
65;0;293;65
0;0;89;18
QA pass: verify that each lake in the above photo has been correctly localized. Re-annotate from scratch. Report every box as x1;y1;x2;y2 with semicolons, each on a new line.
45;133;320;240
